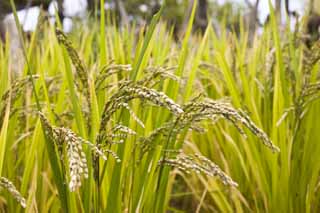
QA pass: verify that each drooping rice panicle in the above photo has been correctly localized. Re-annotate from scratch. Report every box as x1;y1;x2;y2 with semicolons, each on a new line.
0;177;26;208
301;40;320;86
159;152;238;187
111;124;137;135
55;28;90;106
0;75;39;124
95;63;132;90
182;100;280;152
99;83;184;140
119;103;145;128
301;82;320;97
38;112;119;191
139;66;181;87
139;99;279;154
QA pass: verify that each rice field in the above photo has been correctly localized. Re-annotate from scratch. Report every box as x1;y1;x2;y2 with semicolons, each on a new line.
0;1;320;212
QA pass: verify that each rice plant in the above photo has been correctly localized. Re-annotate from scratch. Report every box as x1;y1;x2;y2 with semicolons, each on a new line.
0;1;319;212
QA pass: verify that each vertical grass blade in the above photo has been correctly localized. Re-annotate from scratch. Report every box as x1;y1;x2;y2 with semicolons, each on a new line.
0;99;10;176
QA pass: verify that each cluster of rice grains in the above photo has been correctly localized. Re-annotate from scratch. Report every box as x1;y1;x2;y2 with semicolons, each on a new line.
159;152;238;187
140;99;280;154
302;41;320;86
98;82;184;136
0;75;38;124
55;29;89;101
299;41;320;108
38;112;119;191
55;28;92;124
302;82;320;97
0;177;26;208
184;99;280;152
279;40;320;120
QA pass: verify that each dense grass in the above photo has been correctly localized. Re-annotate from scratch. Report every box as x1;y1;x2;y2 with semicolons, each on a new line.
0;2;320;212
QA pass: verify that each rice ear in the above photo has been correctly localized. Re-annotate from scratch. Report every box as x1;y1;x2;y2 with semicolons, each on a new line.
0;177;26;208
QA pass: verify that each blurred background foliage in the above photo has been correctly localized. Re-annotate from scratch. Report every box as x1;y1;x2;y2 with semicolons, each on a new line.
0;0;248;36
